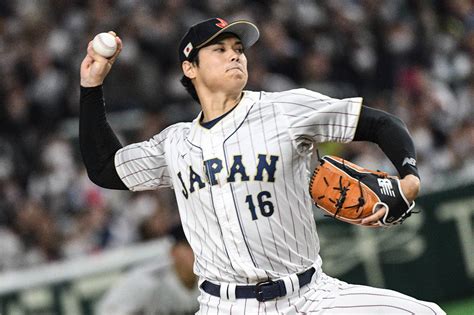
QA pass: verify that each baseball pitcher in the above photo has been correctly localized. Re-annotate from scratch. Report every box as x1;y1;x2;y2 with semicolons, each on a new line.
79;18;445;314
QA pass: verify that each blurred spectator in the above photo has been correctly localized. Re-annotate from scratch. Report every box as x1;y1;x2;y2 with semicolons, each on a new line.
0;0;472;271
0;225;22;270
97;224;199;315
62;186;112;258
12;199;63;267
299;48;357;98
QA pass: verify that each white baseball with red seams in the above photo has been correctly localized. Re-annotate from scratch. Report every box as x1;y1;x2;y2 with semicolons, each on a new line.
92;32;117;58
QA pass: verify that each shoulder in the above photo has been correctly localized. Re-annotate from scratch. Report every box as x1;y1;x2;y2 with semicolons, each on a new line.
161;122;192;134
258;88;332;103
152;122;192;142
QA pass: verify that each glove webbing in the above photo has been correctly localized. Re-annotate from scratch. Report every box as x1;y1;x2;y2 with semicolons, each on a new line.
319;175;366;219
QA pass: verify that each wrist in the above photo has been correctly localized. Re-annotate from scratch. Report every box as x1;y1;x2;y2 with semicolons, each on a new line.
404;174;420;185
80;79;103;88
401;174;420;201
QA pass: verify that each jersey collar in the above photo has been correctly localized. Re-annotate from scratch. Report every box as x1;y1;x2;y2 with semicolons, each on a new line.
187;90;261;146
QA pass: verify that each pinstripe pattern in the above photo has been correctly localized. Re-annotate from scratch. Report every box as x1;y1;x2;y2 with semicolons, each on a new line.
115;89;362;283
111;89;433;313
197;272;445;314
223;104;267;279
219;115;243;263
191;133;239;281
256;102;289;273
228;108;269;277
270;105;295;265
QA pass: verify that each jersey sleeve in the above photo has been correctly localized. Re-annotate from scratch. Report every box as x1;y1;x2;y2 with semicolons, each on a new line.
114;127;175;191
269;88;362;144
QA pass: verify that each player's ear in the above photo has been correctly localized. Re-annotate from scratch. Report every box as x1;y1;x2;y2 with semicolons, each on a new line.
182;61;196;80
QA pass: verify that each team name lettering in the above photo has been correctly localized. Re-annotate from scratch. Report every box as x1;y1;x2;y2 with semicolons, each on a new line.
254;154;279;182
177;171;188;198
178;154;279;199
203;158;223;185
189;165;206;193
226;155;250;182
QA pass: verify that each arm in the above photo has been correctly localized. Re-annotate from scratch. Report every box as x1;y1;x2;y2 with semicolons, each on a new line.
354;106;419;179
353;106;420;224
79;32;127;190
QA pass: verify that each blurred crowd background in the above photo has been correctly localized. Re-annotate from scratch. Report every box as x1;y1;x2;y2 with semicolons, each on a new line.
0;0;473;272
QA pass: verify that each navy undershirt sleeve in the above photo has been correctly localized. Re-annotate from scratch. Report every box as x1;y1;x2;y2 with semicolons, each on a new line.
79;85;128;190
353;106;419;179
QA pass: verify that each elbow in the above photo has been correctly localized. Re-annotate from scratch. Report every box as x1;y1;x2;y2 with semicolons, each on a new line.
84;165;128;190
386;112;408;131
85;168;106;187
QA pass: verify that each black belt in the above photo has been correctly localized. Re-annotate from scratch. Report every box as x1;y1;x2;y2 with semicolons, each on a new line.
200;267;315;302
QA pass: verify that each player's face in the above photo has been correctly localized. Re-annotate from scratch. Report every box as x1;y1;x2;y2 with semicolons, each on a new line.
193;34;248;93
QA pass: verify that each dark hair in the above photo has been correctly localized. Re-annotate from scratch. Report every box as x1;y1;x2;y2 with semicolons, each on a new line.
180;52;200;103
179;33;240;104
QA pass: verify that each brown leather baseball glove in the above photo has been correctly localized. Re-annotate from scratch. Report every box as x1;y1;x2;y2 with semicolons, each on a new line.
309;155;416;227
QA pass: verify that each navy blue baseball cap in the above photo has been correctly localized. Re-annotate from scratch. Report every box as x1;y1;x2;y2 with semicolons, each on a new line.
178;18;260;63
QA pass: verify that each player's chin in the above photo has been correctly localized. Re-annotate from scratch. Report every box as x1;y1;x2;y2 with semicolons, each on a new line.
226;75;247;89
228;71;247;81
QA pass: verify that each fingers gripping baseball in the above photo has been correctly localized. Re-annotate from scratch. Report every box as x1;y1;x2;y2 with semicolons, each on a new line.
80;31;122;87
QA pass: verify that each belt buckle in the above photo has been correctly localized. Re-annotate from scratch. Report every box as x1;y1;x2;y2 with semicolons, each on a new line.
255;279;280;302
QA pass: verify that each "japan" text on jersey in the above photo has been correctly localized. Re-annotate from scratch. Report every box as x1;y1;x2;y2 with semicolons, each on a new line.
177;154;279;198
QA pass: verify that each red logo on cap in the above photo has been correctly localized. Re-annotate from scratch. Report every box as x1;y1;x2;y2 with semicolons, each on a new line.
216;18;228;28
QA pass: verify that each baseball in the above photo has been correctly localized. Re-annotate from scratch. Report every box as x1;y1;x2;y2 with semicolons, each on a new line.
92;32;117;58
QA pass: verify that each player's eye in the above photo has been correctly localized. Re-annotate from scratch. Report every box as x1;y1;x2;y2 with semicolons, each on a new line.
214;47;225;52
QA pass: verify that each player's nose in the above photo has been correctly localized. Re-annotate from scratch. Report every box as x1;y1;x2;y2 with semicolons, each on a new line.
229;51;240;62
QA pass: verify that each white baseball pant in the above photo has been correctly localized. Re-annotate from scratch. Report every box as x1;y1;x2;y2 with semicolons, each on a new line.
197;271;445;314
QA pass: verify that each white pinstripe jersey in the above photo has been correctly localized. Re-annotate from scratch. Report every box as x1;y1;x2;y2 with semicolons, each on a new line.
115;88;362;284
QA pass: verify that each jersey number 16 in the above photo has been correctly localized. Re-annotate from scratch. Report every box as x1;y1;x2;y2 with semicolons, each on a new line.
245;191;274;220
